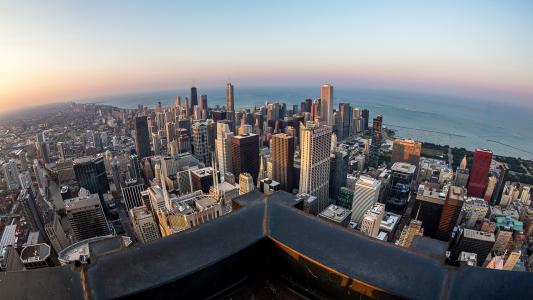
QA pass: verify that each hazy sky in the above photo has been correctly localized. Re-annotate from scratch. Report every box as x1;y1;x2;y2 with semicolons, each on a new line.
1;1;533;111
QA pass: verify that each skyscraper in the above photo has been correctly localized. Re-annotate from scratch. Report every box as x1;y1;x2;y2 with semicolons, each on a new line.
299;122;332;212
352;107;362;135
449;228;495;267
361;109;369;131
129;206;161;244
65;191;109;242
320;84;334;126
271;133;295;192
190;86;198;114
467;149;493;198
368;115;383;168
232;133;259;184
329;149;348;202
436;186;465;241
122;179;146;212
215;122;234;178
337;103;352;141
226;83;235;112
73;156;110;198
350;176;381;227
134;116;151;159
391;138;422;167
191;121;211;165
199;94;208;119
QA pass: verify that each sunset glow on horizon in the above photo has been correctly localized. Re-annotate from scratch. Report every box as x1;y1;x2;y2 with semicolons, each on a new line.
1;1;533;112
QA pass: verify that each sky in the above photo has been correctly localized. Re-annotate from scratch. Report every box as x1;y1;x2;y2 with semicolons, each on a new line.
1;0;533;111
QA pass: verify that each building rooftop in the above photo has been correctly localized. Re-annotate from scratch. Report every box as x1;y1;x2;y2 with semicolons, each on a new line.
20;243;50;263
391;162;416;174
463;228;495;242
380;212;400;232
64;192;101;211
0;224;17;252
495;216;523;232
318;204;351;223
58;235;132;265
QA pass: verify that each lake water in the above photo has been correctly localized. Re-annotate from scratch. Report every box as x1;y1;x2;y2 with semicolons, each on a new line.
82;86;533;159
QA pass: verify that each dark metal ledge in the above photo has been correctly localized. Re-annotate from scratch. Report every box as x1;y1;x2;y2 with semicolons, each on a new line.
1;191;532;299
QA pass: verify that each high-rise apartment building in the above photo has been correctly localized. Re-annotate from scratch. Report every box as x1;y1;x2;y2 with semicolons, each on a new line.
369;115;383;168
65;191;109;242
391;139;422;167
320;84;334;126
129;206;161;244
467;149;493;198
232;133;259;184
134;116;151;159
299;122;332;212
350;176;381;226
271;133;295;192
360;203;385;238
